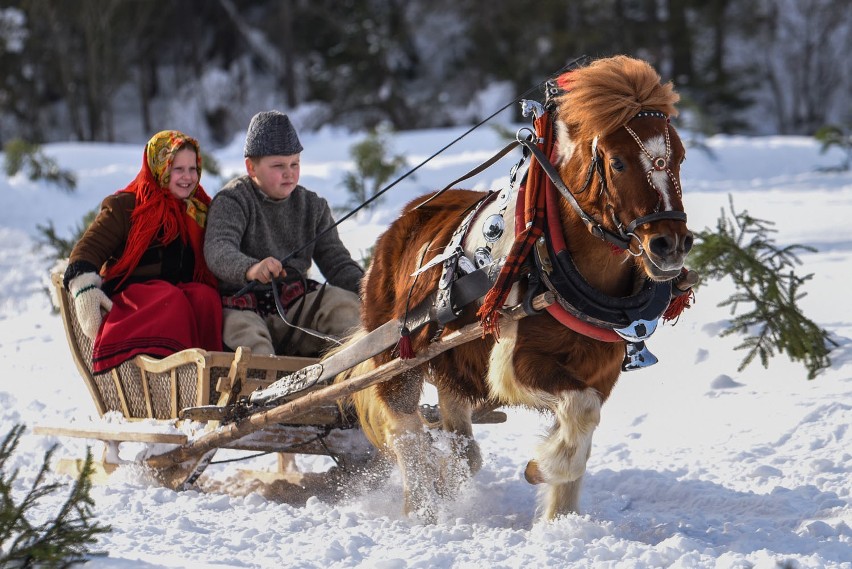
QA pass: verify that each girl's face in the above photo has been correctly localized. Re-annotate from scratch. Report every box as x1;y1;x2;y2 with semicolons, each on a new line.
168;148;200;199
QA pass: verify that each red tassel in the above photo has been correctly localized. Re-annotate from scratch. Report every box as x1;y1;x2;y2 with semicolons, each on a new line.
476;291;502;339
663;288;695;323
398;327;415;359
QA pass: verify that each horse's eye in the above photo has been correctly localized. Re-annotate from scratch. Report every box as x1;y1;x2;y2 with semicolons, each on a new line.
610;158;624;172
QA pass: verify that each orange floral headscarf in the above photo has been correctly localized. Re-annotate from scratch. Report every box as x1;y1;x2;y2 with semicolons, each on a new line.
102;130;217;288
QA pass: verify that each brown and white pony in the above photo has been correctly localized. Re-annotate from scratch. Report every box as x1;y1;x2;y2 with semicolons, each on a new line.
338;55;693;522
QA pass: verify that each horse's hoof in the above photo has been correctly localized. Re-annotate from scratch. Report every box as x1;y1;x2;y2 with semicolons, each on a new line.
524;460;546;485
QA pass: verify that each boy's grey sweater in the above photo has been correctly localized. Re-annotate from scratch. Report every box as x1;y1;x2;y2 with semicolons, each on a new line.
204;175;363;295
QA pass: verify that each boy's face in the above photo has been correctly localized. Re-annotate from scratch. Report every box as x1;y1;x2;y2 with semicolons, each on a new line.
246;154;301;200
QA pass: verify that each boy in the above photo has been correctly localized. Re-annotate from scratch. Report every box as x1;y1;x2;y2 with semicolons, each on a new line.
204;111;363;356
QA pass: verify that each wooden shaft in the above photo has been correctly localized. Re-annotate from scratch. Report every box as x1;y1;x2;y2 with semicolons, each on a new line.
146;292;553;471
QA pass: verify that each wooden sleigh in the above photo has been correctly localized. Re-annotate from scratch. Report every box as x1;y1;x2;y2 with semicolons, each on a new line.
39;265;517;490
38;266;377;483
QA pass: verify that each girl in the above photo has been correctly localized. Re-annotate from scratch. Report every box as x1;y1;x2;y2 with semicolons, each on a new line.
64;130;222;372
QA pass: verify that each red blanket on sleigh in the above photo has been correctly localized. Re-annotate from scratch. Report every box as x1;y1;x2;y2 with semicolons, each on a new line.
91;280;222;373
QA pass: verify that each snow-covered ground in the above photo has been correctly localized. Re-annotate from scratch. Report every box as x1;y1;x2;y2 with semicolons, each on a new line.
0;124;850;568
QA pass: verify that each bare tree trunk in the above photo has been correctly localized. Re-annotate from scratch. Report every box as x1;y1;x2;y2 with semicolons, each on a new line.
217;0;283;78
667;0;695;86
39;2;86;140
757;0;850;134
279;0;297;108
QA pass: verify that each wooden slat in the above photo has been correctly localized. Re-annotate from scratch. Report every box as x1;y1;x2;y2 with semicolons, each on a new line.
140;369;154;418
134;349;210;372
34;425;187;445
170;369;178;418
111;369;131;417
197;359;211;407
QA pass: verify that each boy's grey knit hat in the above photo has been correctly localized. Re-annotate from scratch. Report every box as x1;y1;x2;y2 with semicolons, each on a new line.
243;110;303;157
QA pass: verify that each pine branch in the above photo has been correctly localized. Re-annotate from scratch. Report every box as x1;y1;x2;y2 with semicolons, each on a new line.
690;196;837;379
0;425;111;568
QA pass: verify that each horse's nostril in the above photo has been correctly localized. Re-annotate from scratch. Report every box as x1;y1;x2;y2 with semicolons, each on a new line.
649;235;674;257
683;232;694;254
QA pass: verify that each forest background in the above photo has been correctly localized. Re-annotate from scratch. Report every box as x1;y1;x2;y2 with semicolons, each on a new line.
0;0;850;148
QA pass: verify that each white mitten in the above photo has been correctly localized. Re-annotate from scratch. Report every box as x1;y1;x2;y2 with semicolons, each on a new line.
68;272;113;340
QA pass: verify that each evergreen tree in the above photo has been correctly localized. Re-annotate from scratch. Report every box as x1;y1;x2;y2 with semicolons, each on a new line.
689;197;836;379
341;128;408;211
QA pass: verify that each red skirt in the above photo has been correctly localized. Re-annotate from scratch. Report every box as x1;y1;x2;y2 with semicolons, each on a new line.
92;280;223;373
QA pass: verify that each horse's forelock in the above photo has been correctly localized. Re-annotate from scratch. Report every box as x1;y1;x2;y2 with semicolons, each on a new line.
555;55;679;144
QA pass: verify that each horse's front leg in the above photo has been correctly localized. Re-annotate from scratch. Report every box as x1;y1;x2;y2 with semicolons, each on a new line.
435;386;482;474
422;385;482;501
525;388;602;520
377;370;441;521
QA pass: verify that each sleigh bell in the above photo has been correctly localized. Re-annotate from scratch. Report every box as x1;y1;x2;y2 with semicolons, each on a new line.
621;341;658;371
614;317;660;371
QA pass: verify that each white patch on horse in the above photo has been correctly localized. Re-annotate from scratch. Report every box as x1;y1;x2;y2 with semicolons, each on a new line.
638;134;673;210
485;314;526;405
535;388;601;483
555;121;576;164
484;290;551;407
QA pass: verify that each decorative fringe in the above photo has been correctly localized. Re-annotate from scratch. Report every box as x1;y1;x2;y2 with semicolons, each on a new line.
476;297;502;340
397;326;415;359
663;288;695;323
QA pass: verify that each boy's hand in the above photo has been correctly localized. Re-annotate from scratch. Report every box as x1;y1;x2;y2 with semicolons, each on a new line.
246;257;287;284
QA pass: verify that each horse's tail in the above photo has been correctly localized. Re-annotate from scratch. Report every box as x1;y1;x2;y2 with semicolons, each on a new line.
332;329;392;452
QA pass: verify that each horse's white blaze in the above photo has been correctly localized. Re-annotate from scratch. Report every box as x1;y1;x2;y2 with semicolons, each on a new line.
638;134;673;211
535;388;601;483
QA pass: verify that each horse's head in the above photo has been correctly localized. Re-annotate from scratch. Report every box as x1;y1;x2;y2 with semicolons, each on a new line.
554;55;693;282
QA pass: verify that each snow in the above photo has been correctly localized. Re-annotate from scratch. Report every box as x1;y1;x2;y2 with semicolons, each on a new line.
1;124;851;568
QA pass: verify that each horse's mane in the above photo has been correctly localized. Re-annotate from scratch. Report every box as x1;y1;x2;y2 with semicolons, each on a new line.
556;55;679;142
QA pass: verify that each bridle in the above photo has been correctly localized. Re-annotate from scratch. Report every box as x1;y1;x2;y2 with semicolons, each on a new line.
517;109;687;255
